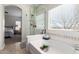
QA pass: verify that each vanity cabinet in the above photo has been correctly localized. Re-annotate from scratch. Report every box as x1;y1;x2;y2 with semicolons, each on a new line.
29;43;41;54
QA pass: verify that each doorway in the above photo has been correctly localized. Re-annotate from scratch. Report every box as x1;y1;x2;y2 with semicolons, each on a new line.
4;5;23;53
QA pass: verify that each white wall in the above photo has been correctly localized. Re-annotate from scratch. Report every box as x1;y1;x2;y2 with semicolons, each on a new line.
21;5;31;42
0;5;5;50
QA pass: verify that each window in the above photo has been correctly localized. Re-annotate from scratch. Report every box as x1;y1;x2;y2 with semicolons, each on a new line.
35;13;45;29
48;5;79;30
15;21;21;30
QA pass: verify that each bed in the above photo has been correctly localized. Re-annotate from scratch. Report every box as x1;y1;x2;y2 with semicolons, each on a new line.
5;26;14;38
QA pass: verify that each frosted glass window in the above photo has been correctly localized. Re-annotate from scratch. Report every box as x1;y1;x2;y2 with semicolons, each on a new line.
36;13;44;29
48;5;79;30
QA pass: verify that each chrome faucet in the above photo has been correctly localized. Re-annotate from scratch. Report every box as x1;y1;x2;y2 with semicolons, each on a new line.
41;29;46;34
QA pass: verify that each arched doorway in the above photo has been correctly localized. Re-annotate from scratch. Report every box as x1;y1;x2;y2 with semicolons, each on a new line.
0;4;30;52
3;5;25;53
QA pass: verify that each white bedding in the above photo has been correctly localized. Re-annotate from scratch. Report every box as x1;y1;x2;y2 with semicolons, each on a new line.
5;28;14;33
5;27;14;37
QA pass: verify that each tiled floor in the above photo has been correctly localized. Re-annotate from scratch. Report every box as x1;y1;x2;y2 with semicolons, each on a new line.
0;35;28;54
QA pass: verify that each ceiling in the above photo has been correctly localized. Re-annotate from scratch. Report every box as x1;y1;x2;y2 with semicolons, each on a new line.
4;4;61;17
5;5;40;17
5;4;42;17
31;4;41;8
5;6;22;17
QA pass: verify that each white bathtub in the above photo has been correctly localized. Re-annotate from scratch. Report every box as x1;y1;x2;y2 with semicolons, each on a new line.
27;35;79;54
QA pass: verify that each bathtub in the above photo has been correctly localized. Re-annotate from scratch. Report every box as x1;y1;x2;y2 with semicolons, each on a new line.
27;35;79;54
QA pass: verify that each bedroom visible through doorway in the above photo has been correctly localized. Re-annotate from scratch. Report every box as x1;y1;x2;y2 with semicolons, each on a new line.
4;5;22;49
